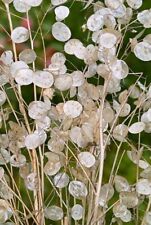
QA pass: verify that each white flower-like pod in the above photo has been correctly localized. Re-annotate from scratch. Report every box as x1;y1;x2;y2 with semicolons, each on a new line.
107;77;121;93
105;0;122;9
87;14;104;31
54;75;72;91
136;179;151;195
74;45;86;60
84;44;98;65
48;138;65;152
52;22;71;42
0;91;6;106
144;34;151;46
11;27;29;43
137;10;151;28
111;4;126;18
118;7;133;25
28;101;50;120
10;61;29;78
15;68;33;85
10;154;26;167
44;205;63;221
126;0;142;9
0;75;8;87
0;148;10;165
103;107;115;122
13;0;31;13
55;6;70;21
48;63;67;76
110;60;129;79
69;126;87;148
85;63;97;78
71;204;84;221
98;46;116;63
113;124;128;142
70;87;76;98
140;167;151;180
99;183;114;207
33;71;54;88
35;116;51;130
25;172;38;191
45;151;61;161
68;180;88;199
25;133;41;149
120;209;132;222
129;85;141;99
134;42;151;61
27;0;43;7
113;100;131;117
44;160;61;176
63;101;83;118
95;7;112;17
0;51;13;65
146;109;151;122
19;163;32;179
144;212;151;225
104;14;116;29
120;103;131;117
81;122;94;143
78;152;95;168
51;52;66;65
34;129;47;145
10;61;28;78
120;191;138;208
128;122;145;134
53;172;69;188
0;209;8;223
71;71;85;87
51;0;67;6
64;39;83;55
127;151;149;169
19;49;37;64
0;181;13;200
113;202;127;218
99;32;117;49
113;203;132;222
0;199;12;223
25;129;46;149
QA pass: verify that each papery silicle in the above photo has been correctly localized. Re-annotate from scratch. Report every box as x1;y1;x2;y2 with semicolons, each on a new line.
63;100;83;118
44;205;63;221
68;180;88;199
71;204;84;221
78;152;96;168
11;27;29;44
52;22;71;42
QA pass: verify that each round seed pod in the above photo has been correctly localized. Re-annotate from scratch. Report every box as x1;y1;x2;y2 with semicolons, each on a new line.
52;22;71;42
63;101;83;118
19;49;37;64
44;205;63;221
68;180;88;199
53;172;69;188
71;204;84;221
134;42;151;61
78;152;96;168
11;27;29;44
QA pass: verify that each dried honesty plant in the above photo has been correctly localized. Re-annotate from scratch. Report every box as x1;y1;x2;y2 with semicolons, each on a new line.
0;0;151;224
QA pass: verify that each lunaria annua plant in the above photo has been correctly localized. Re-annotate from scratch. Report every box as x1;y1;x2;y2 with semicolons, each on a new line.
0;0;151;224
